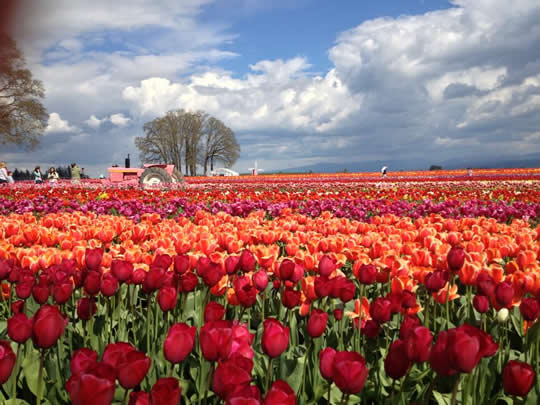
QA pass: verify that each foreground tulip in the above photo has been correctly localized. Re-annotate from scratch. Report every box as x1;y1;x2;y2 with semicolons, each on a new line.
0;340;16;384
117;350;151;389
151;377;181;405
264;380;296;405
319;347;336;381
262;318;289;358
111;259;134;282
253;270;269;291
495;281;514;307
77;297;97;321
370;297;392;323
503;360;535;397
158;286;177;312
332;351;368;394
32;304;67;349
405;326;432;363
307;309;328;338
519;297;540;321
200;320;233;361
66;362;116;405
385;340;411;379
8;313;33;343
355;263;377;285
473;295;489;313
318;255;336;277
447;246;465;272
429;331;457;376
204;301;225;322
212;356;253;399
85;248;103;271
70;348;98;375
129;391;150;405
164;323;196;364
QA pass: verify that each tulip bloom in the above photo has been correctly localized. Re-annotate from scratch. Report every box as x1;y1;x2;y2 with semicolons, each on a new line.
117;350;152;389
473;295;490;313
355;263;377;285
164;323;196;364
111;260;134;282
66;362;116;405
519;297;540;321
262;318;289;358
264;380;296;405
129;391;150;405
495;282;514;307
212;356;253;399
503;360;535;397
447;246;465;272
370;297;392;323
70;348;98;375
0;340;16;384
332;351;369;394
385;340;411;379
200;320;233;361
204;301;226;322
151;378;182;405
85;248;103;271
429;331;457;377
307;309;328;338
32;304;67;349
318;255;336;277
158;286;178;312
405;326;432;363
319;347;336;381
7;313;33;343
77;297;97;321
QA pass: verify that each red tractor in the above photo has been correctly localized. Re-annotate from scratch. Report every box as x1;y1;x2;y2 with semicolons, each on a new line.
105;164;184;186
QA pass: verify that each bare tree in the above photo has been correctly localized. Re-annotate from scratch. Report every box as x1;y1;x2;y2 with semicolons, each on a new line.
199;117;240;175
136;110;236;176
0;33;47;148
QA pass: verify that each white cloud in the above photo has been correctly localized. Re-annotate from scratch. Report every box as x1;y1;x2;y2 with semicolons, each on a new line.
45;113;78;133
110;113;131;127
84;115;104;128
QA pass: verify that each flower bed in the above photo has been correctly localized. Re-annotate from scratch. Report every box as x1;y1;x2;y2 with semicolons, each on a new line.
0;176;538;404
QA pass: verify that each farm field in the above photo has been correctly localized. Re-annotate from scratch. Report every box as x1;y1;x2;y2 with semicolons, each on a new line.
0;170;539;404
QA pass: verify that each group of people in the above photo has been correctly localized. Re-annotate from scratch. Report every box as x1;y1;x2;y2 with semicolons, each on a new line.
0;162;82;185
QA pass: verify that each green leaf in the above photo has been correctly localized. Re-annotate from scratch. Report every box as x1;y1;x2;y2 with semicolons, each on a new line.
4;400;32;405
433;391;452;405
22;348;44;397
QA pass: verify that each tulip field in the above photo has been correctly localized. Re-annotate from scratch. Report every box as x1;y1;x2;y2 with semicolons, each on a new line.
0;170;539;405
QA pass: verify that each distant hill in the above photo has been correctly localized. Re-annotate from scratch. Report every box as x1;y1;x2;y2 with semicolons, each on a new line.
267;153;540;174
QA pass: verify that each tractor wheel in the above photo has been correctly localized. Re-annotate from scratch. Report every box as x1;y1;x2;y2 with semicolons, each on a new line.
171;168;184;183
139;167;171;186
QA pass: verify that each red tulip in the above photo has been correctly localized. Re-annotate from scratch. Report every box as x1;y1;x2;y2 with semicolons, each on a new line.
102;342;136;370
495;282;514;307
447;246;465;272
0;340;16;384
264;380;296;405
253;271;269;291
70;348;98;375
318;255;336;277
399;315;421;340
143;267;164;293
11;300;25;314
129;391;150;405
198;259;225;287
53;281;73;304
239;250;256;272
77;297;97;321
425;270;447;292
150;377;182;405
16;280;33;299
0;258;12;280
8;313;32;343
356;263;377;285
476;272;496;296
401;290;417;308
370;297;392;323
212;356;253;399
262;318;289;358
446;325;498;373
131;269;146;285
200;320;233;362
85;248;103;271
179;272;198;293
503;360;535;397
225;255;240;275
164;323;196;364
385;340;411;379
278;260;295;281
235;276;258;308
336;278;356;303
473;295;490;313
111;260;134;282
319;347;336;381
405;326;432;363
361;320;380;339
118;350;151;389
66;362;116;405
429;331;457;376
519;297;540;321
32;282;50;304
333;308;343;320
204;301;225;322
314;276;331;298
84;271;102;296
158;286;178;312
332;351;368;394
282;287;301;309
174;254;190;275
32;304;67;349
153;254;172;270
101;272;119;296
307;309;328;338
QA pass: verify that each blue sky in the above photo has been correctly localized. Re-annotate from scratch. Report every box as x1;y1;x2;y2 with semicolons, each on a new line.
4;0;540;175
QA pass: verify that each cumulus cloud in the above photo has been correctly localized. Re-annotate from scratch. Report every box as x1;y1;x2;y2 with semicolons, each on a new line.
84;115;104;128
45;113;78;133
110;113;131;127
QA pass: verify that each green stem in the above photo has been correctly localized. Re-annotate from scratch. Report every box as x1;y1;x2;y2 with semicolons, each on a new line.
450;375;461;405
204;363;214;405
10;343;22;400
122;388;129;405
146;294;152;353
445;276;453;329
328;382;332;404
36;350;45;405
265;357;273;392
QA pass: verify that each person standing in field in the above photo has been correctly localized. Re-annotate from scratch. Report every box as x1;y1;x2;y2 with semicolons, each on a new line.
33;166;43;184
381;166;388;177
47;167;59;183
71;163;81;184
0;161;10;184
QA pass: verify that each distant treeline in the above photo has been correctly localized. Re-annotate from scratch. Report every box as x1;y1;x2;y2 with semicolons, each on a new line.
10;166;89;181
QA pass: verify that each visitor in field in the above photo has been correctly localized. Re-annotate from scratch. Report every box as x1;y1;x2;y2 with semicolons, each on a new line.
47;167;59;183
71;163;81;184
0;161;11;184
381;166;388;177
33;166;43;184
